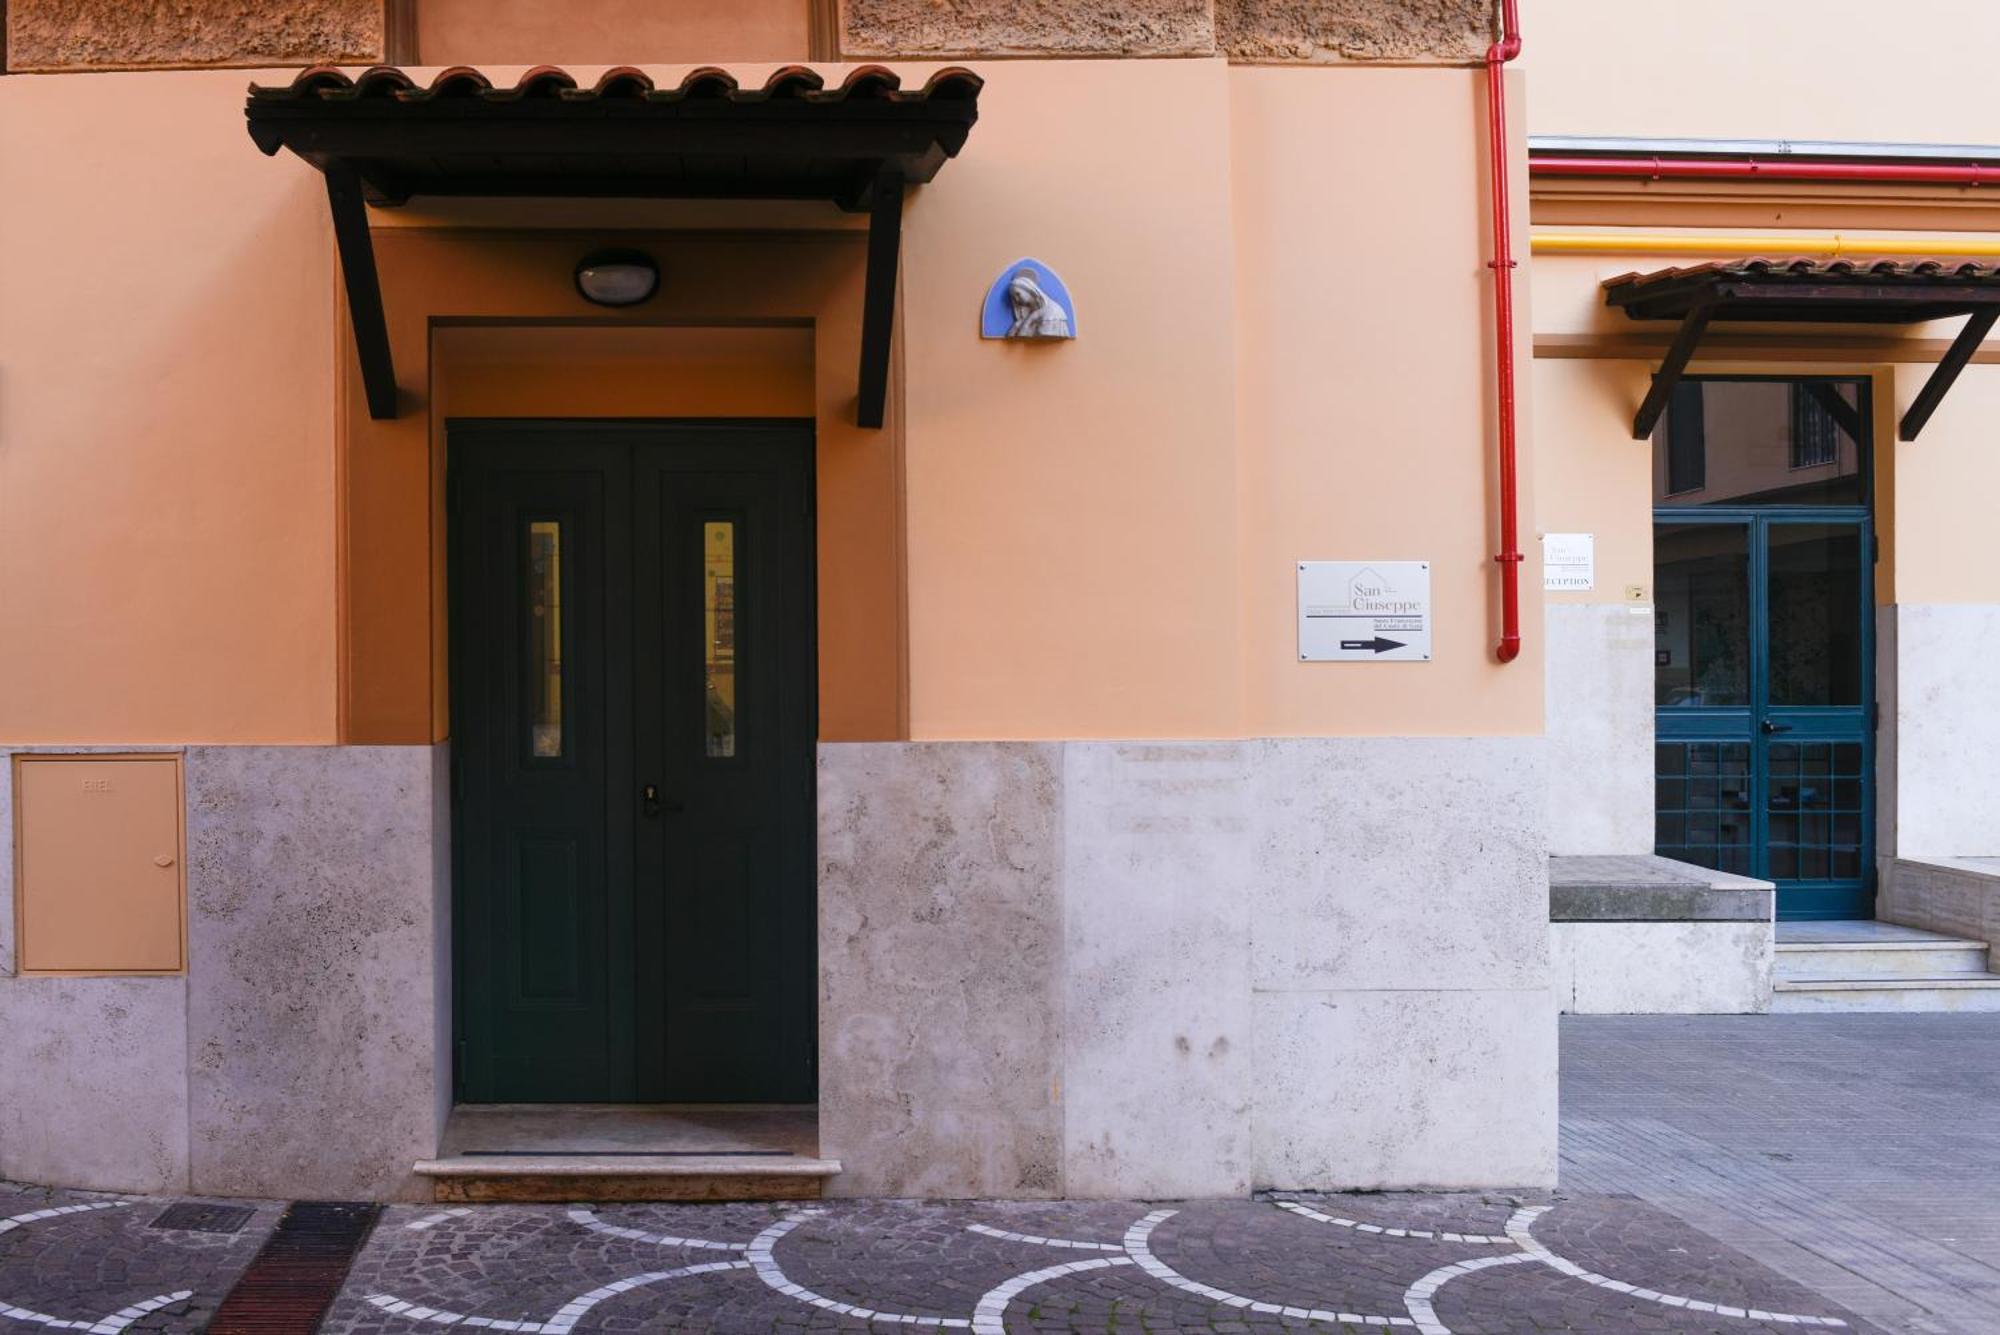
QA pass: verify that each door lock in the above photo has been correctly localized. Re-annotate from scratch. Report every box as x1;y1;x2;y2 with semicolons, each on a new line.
1760;721;1794;734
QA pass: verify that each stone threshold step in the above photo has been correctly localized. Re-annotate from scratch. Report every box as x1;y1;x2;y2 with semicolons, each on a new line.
414;1154;842;1203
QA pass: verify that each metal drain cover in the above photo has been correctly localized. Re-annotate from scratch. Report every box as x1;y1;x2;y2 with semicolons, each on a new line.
150;1202;256;1234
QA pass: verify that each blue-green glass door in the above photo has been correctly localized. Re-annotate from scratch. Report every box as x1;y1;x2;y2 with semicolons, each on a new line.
1652;378;1874;920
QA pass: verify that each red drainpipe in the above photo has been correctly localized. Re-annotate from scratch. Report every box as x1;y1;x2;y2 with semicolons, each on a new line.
1531;154;2000;187
1486;0;1525;663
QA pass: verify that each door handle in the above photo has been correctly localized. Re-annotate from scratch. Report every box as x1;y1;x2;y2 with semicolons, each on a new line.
641;784;685;818
1761;721;1794;734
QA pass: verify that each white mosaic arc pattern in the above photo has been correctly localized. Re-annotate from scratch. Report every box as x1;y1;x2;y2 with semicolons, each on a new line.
0;1203;191;1335
353;1198;1858;1335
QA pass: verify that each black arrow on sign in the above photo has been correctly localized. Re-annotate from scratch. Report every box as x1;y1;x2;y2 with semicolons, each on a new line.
1340;637;1406;654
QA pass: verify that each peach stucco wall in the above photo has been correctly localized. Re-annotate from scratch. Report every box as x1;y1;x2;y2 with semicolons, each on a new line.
0;59;1537;744
0;70;337;743
1527;0;1998;145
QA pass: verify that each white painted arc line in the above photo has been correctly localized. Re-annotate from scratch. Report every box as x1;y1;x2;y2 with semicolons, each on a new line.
1402;1253;1539;1335
91;1290;194;1334
747;1212;971;1328
564;1207;747;1251
0;1202;125;1234
1506;1206;1849;1327
971;1256;1135;1335
1274;1200;1513;1245
365;1262;750;1334
963;1223;1123;1252
0;1203;172;1334
1122;1209;1415;1328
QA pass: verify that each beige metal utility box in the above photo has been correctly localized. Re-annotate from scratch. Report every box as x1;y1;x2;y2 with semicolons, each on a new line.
12;754;185;974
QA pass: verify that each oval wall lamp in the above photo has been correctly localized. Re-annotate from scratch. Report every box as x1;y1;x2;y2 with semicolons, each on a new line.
575;248;660;307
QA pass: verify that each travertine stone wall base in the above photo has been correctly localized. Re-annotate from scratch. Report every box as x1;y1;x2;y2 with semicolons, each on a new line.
6;0;383;72
0;744;444;1201
818;736;1555;1199
838;0;1493;62
1216;0;1492;64
185;746;444;1202
1544;603;1655;855
1888;604;2000;858
1551;922;1774;1015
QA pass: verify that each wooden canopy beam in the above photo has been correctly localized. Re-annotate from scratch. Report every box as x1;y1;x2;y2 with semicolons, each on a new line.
1631;302;1715;440
856;167;904;431
325;162;397;420
1900;308;2000;441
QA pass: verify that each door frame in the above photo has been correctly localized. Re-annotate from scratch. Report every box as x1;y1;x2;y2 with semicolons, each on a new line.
1652;374;1878;921
445;416;820;1103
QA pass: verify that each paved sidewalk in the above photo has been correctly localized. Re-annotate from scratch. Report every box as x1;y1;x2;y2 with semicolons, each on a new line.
0;1182;1876;1334
1563;1013;2000;1335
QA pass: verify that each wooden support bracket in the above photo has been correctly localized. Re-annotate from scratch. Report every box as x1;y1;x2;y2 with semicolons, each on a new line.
1632;302;1716;440
325;162;398;421
856;167;904;430
1900;307;1999;441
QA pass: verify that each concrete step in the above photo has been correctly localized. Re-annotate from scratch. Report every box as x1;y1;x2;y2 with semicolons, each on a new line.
1775;938;1990;980
1771;973;2000;1013
414;1154;842;1203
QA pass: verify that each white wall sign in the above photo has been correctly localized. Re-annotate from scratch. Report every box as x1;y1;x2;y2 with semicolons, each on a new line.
1542;532;1595;591
1297;561;1431;662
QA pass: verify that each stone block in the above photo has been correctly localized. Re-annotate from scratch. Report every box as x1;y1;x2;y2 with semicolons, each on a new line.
183;745;442;1202
1549;854;1774;922
0;976;190;1194
840;0;1215;57
7;0;383;72
1250;986;1557;1189
1217;0;1494;64
1544;603;1655;855
1892;604;2000;858
1552;921;1773;1014
1248;738;1548;993
1060;742;1254;1198
817;742;1065;1198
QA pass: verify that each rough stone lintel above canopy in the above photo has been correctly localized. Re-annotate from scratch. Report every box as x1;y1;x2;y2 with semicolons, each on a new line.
839;0;1498;63
6;0;385;73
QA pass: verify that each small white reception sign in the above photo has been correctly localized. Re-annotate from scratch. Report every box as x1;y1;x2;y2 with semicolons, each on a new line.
1297;561;1431;662
1542;532;1595;591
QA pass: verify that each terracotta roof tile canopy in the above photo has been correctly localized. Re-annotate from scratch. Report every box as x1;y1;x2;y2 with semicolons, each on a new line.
1602;257;2000;441
245;64;984;424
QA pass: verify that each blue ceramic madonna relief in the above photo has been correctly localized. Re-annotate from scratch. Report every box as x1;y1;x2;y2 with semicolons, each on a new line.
980;259;1076;339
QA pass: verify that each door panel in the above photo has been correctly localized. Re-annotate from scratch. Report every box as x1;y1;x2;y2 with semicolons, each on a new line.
1653;512;1873;920
451;438;636;1102
451;421;814;1104
634;444;816;1102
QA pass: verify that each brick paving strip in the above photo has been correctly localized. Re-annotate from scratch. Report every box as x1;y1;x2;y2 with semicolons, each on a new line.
0;1183;1887;1334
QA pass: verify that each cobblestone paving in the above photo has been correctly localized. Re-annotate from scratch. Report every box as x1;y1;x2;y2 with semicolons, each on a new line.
1;1184;1879;1335
0;1183;280;1332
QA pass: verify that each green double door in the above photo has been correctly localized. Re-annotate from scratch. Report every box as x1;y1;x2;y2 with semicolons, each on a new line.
449;420;816;1104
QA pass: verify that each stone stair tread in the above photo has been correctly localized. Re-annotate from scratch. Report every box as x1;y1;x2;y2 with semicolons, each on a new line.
1774;973;2000;990
1775;938;1985;951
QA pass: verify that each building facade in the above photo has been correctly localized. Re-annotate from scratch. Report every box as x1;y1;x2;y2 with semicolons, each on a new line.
4;0;1994;1205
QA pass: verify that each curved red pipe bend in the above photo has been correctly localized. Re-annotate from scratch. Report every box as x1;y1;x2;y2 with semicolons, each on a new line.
1487;1;1524;663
